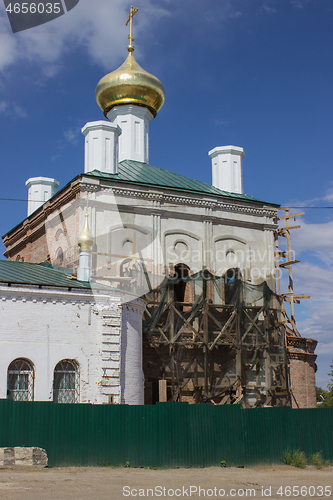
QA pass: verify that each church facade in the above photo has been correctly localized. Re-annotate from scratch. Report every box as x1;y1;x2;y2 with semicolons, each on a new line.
1;11;317;407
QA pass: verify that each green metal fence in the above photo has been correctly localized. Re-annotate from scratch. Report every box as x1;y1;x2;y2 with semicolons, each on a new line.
0;399;332;467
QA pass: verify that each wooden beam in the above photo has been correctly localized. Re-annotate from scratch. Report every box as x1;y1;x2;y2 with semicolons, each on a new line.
208;309;238;350
284;296;310;302
242;308;269;347
144;307;170;344
277;212;304;220
274;232;281;312
203;297;209;398
170;300;205;344
276;225;301;233
281;308;300;337
279;259;300;268
282;294;310;300
235;317;242;395
159;380;167;402
91;250;153;261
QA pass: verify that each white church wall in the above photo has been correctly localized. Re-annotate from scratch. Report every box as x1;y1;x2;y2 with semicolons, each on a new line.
0;285;145;405
0;286;100;403
76;183;278;296
120;299;146;404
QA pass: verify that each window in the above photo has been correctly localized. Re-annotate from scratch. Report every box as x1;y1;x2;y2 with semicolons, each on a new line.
53;360;79;403
224;268;242;305
7;359;34;401
174;263;190;305
54;247;64;266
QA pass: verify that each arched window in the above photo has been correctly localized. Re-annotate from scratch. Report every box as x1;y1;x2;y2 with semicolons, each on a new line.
173;263;193;311
53;360;79;403
54;247;64;267
7;359;34;401
224;268;242;304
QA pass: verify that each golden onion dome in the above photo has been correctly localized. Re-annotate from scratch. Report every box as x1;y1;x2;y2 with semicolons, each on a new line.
77;211;94;252
95;50;165;118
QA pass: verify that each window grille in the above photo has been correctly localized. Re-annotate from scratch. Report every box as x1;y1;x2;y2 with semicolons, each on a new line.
7;359;34;401
53;360;79;403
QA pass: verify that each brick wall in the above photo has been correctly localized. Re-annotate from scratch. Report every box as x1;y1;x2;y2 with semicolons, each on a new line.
3;180;80;267
287;336;317;408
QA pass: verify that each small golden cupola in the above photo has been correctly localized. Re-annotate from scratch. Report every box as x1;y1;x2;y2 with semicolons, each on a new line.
77;211;94;253
77;210;94;282
95;6;165;118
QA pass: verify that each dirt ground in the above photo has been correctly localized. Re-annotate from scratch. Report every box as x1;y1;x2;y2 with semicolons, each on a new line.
0;465;332;500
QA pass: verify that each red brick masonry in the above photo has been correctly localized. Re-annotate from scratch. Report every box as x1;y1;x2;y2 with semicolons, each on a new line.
287;335;317;408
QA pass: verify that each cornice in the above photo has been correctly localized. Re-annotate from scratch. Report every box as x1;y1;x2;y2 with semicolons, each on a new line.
287;352;317;363
80;183;101;193
286;336;318;352
0;284;132;307
0;284;94;305
3;177;278;256
101;186;278;219
121;297;147;315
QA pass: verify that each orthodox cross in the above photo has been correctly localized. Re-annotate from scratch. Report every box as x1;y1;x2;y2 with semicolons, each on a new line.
126;6;138;49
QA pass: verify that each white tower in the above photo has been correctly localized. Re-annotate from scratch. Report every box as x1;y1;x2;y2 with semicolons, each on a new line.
26;177;59;216
209;146;245;194
107;106;153;164
81;121;121;174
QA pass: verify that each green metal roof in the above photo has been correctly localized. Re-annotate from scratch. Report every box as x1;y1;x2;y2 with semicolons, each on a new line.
0;261;138;295
0;261;91;289
84;160;280;207
2;160;279;240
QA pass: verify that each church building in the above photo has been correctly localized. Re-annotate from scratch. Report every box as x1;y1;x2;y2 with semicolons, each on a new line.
0;8;317;408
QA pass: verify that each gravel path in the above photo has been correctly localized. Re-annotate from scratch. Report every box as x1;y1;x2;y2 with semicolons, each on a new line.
0;465;332;500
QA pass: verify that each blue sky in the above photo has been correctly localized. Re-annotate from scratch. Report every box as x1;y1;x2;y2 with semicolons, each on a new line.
1;0;333;388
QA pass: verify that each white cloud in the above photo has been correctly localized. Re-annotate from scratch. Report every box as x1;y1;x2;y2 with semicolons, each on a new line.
285;182;333;208
0;13;19;68
12;104;27;117
214;118;229;126
291;0;311;9
0;101;8;113
205;3;243;23
64;126;80;145
323;185;333;202
0;100;27;117
290;219;333;265
228;11;243;20
293;262;333;302
262;4;277;15
0;0;170;73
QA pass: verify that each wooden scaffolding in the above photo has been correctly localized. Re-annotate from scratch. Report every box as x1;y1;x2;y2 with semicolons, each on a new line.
274;208;310;336
143;271;289;407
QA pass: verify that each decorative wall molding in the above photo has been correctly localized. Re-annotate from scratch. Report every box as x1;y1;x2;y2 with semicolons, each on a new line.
99;185;277;219
121;298;146;315
0;284;94;306
80;183;101;193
